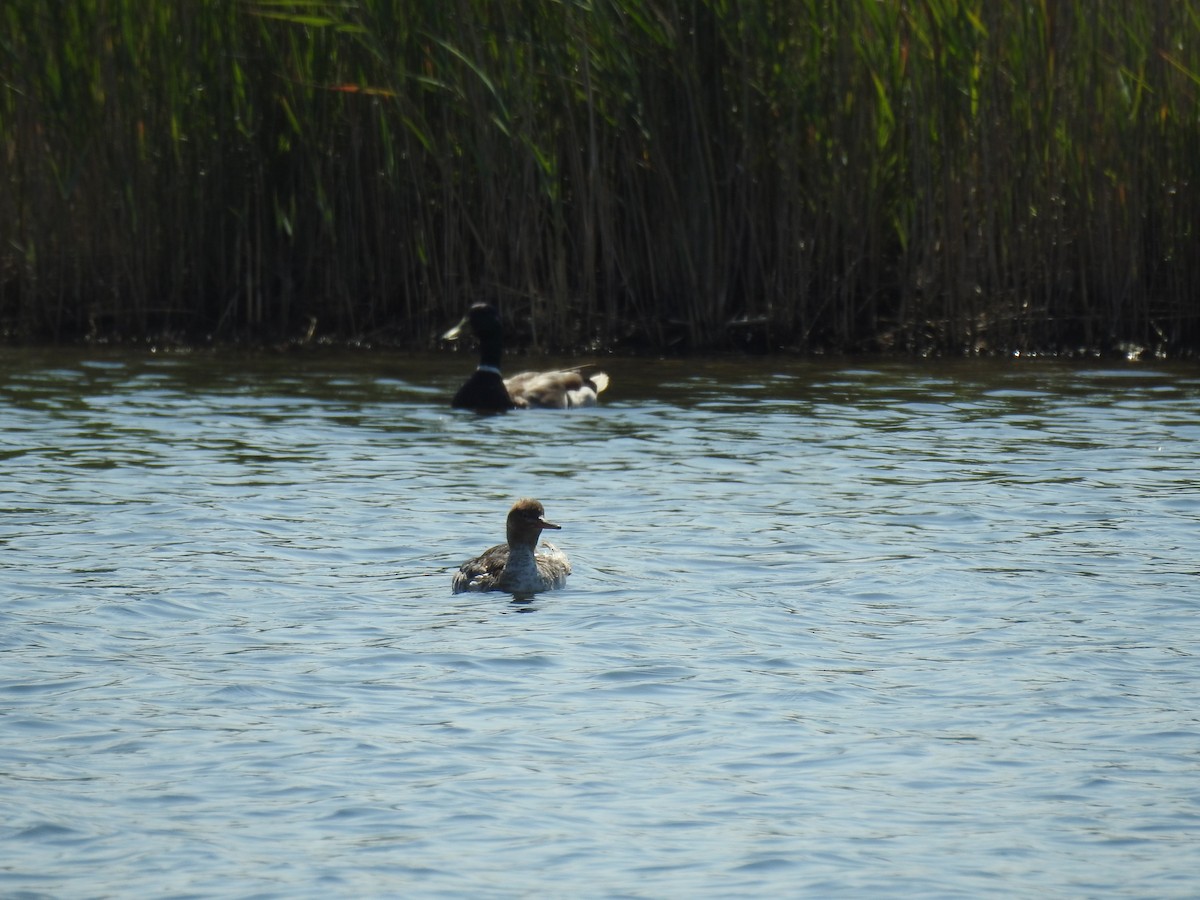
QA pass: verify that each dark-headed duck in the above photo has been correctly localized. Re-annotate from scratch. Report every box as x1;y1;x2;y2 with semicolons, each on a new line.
444;303;609;412
452;498;571;596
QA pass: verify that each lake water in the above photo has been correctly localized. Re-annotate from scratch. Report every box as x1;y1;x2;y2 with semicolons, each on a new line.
3;347;1199;897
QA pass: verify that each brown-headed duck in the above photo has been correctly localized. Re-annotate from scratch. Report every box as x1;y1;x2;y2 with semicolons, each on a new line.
452;498;571;596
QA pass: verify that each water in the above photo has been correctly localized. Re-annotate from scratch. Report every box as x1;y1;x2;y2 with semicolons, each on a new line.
3;348;1199;897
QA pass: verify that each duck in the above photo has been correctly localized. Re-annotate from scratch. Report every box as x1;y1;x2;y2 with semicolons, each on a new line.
443;302;609;412
452;498;571;596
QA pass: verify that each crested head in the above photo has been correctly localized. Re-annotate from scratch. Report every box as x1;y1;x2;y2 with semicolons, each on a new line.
505;497;561;548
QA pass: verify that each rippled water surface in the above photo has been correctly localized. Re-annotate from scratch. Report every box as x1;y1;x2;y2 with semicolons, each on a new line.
3;347;1199;897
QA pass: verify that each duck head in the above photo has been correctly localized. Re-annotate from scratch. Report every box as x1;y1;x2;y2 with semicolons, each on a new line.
506;498;561;548
444;302;504;359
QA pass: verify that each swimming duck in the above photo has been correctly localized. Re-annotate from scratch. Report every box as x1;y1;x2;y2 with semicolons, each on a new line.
443;303;609;412
452;498;571;596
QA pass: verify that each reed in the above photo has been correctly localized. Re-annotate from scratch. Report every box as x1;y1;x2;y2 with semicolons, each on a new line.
2;0;1198;355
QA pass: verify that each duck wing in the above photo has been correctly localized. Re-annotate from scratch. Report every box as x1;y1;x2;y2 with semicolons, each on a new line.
505;368;610;409
452;543;509;593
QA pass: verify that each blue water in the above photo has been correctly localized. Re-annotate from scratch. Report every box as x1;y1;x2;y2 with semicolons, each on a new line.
3;350;1199;897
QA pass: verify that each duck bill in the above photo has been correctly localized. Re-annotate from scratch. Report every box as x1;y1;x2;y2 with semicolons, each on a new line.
539;518;561;530
442;316;469;341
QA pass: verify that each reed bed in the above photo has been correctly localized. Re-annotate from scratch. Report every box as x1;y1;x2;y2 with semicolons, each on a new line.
2;0;1198;354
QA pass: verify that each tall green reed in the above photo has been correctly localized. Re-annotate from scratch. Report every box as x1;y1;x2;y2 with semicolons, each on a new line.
2;0;1197;353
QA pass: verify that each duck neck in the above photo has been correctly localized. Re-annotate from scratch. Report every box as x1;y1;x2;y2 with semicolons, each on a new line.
477;334;503;371
506;524;541;550
506;540;537;561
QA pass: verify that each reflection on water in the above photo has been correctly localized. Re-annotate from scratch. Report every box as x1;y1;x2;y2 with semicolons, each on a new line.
3;348;1199;897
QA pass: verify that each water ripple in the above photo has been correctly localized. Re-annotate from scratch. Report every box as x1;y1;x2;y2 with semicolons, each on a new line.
1;350;1199;897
